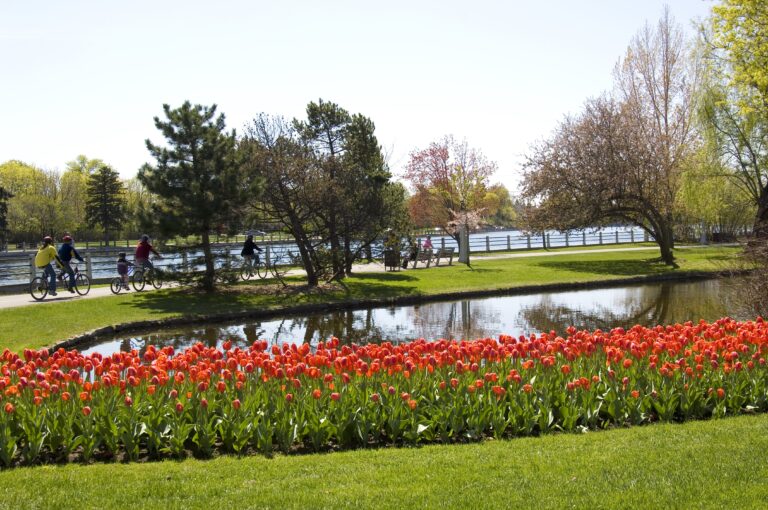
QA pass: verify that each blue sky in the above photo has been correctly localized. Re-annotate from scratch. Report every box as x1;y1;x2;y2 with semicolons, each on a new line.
0;1;714;191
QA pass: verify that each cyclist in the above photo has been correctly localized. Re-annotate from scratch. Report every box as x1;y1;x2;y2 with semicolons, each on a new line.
240;233;263;272
117;252;133;290
57;235;84;293
35;236;64;296
135;234;161;271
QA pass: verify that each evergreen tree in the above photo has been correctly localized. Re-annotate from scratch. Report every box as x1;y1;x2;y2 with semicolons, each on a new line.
140;101;253;291
86;164;126;244
292;99;398;279
0;186;12;250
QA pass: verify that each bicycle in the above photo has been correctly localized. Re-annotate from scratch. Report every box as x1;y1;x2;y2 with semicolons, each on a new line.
240;255;268;281
265;252;289;280
30;263;90;301
110;266;134;294
131;261;163;292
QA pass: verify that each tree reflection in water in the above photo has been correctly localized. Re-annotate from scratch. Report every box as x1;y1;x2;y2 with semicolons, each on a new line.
520;280;741;333
84;278;745;357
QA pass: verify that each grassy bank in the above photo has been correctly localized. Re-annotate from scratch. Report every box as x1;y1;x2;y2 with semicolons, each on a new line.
0;413;765;509
0;245;742;352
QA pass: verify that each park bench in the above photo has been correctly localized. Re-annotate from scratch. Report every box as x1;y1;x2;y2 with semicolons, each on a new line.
433;247;455;266
411;248;433;268
383;249;401;271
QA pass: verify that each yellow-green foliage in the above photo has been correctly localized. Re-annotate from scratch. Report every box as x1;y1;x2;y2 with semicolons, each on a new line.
712;0;768;116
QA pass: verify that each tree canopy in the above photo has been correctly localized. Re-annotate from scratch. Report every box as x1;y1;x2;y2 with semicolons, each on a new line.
0;185;12;249
243;100;406;286
706;0;768;235
86;164;126;243
523;9;698;266
140;101;255;290
404;135;498;263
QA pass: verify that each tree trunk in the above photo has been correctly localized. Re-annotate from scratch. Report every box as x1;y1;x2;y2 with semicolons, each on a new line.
657;223;676;266
457;225;470;265
343;236;353;276
753;186;768;239
298;241;319;287
330;232;342;279
289;217;319;287
201;230;215;291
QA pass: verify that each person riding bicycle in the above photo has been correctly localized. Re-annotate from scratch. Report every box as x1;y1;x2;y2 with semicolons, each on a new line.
117;252;133;290
35;236;64;296
240;233;263;270
57;235;84;293
135;234;161;271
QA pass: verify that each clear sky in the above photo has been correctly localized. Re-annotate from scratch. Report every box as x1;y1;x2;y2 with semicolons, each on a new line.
0;0;714;192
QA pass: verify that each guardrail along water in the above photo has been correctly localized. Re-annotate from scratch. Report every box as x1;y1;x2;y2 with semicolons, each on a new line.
0;227;648;287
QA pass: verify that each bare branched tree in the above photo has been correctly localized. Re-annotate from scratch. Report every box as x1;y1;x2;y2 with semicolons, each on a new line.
522;8;699;266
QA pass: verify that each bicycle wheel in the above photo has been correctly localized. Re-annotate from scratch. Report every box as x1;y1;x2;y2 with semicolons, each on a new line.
132;271;146;291
110;278;123;294
269;262;286;279
240;265;253;281
30;277;48;301
256;263;267;279
150;270;163;289
75;273;91;295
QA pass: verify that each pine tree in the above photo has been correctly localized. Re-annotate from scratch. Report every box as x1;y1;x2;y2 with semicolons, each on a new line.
0;186;12;250
140;101;255;291
86;164;125;244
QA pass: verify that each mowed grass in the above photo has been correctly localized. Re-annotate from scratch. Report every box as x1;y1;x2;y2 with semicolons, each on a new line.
0;245;743;352
0;413;766;509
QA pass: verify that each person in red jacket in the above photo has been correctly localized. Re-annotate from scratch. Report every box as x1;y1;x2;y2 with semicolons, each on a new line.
134;235;161;271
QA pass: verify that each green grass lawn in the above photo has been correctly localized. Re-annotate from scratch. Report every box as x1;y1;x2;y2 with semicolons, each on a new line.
0;244;759;509
0;413;765;509
0;245;743;352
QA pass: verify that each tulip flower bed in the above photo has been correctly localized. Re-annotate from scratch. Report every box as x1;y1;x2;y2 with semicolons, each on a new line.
1;316;767;467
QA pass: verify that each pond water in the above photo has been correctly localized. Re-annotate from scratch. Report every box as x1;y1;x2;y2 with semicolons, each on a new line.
81;277;746;357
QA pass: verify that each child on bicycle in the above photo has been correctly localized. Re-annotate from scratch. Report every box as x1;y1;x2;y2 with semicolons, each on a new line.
117;252;133;290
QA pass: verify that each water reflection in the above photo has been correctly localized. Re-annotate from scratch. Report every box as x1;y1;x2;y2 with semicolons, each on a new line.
81;278;746;357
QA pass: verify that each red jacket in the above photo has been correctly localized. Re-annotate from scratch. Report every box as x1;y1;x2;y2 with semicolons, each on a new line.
135;241;155;260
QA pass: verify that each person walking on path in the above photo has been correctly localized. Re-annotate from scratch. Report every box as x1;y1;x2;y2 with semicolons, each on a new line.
35;236;64;296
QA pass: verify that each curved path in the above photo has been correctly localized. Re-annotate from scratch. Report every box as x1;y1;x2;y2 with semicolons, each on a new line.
0;245;686;310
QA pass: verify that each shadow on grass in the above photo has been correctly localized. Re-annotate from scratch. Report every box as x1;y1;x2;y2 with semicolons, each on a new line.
535;258;671;276
464;267;504;274
348;272;419;283
118;273;423;317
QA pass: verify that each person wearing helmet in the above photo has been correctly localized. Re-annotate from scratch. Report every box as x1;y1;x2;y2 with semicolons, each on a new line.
58;235;84;293
135;235;161;271
34;236;64;296
117;252;133;290
240;233;263;271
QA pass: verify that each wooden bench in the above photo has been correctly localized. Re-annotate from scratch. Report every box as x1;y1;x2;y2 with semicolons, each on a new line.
411;248;433;268
433;247;455;266
383;249;401;271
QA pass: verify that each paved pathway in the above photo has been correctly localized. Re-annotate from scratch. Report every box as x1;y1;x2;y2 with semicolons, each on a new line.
0;245;695;310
